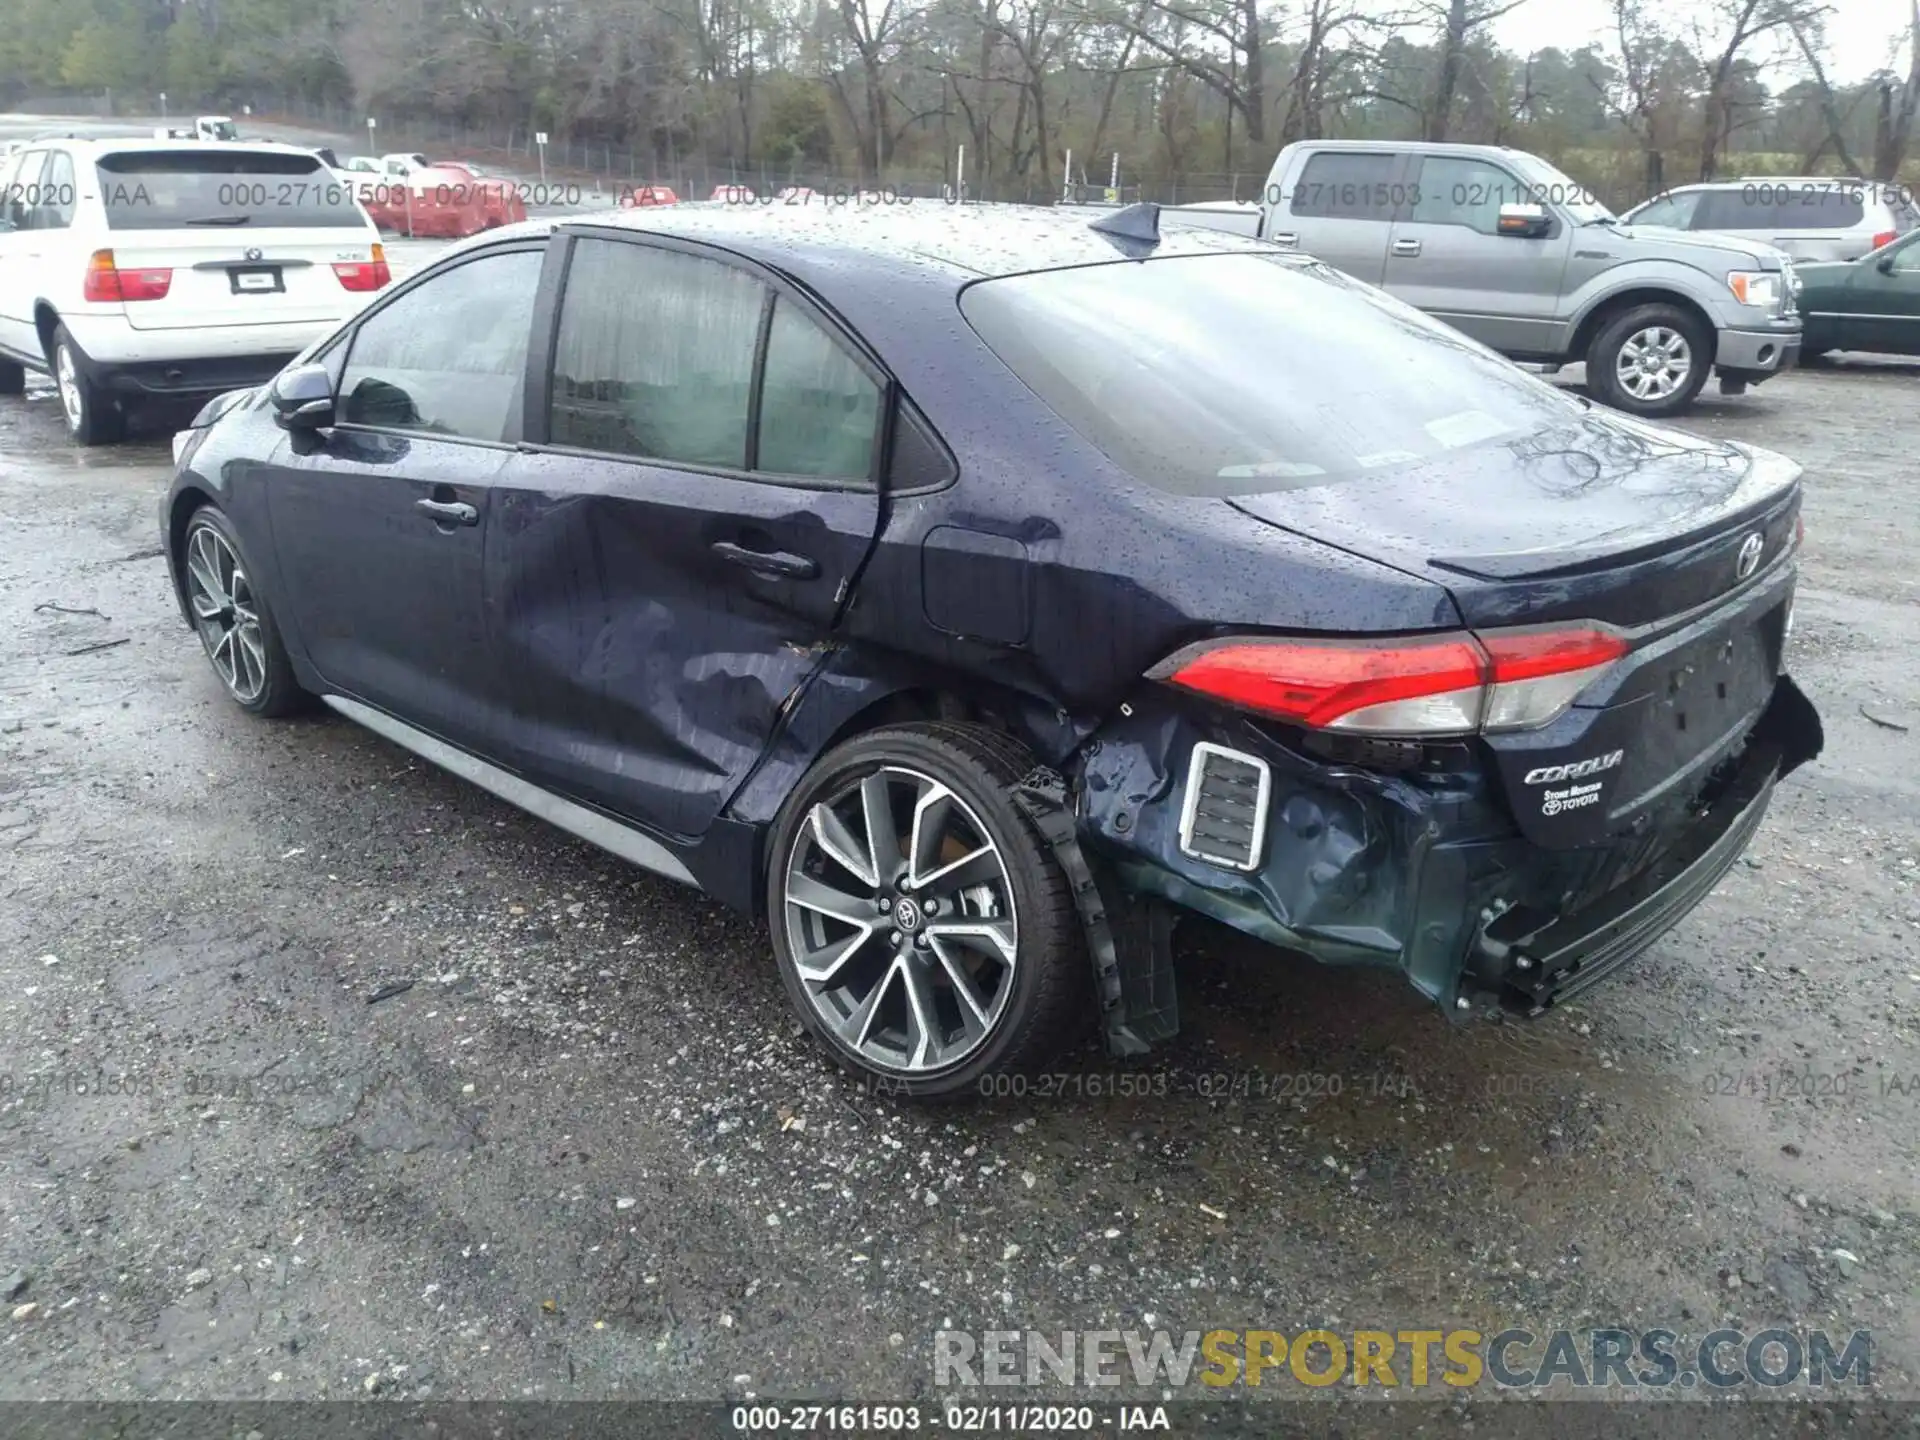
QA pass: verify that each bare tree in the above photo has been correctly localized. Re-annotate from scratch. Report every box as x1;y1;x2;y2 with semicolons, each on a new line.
1693;0;1825;180
1789;17;1863;174
1425;0;1532;141
1072;0;1271;149
1873;0;1920;180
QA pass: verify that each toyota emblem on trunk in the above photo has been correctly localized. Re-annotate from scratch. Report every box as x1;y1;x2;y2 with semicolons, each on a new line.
244;247;263;262
1735;532;1764;580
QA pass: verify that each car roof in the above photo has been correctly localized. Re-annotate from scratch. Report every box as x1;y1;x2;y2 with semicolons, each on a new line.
1277;139;1535;160
44;137;328;159
490;201;1278;283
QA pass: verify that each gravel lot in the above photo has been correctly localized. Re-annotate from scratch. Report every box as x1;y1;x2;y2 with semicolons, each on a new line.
0;294;1916;1419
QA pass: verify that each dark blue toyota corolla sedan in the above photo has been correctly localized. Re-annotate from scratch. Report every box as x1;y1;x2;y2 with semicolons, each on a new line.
161;201;1822;1097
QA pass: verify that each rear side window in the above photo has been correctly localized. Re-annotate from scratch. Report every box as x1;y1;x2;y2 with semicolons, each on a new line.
550;239;764;469
548;237;881;481
1694;187;1864;230
1291;152;1400;220
961;253;1576;497
1;151;48;230
756;297;882;479
339;249;543;442
95;149;366;231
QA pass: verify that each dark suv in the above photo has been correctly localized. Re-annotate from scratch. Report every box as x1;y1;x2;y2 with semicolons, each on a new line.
160;204;1822;1096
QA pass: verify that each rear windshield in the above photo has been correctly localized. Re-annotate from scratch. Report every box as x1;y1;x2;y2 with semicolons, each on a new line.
1694;187;1864;230
95;149;365;231
959;252;1577;496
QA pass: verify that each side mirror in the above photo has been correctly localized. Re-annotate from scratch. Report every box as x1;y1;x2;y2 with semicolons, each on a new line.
270;363;335;430
1496;203;1553;239
1877;255;1897;275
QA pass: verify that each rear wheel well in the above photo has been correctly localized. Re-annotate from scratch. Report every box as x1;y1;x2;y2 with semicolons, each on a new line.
34;305;60;364
1570;289;1714;364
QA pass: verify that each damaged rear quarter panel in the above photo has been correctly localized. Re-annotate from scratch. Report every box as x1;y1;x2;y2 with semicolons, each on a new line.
1074;700;1520;1006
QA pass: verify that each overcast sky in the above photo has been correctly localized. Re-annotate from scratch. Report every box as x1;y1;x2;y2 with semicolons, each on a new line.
1491;0;1914;85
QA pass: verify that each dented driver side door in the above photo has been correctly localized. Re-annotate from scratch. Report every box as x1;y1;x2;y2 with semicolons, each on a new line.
486;228;887;841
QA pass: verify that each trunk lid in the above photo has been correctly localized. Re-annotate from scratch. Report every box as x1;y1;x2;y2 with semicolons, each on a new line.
1228;413;1805;849
1226;410;1802;630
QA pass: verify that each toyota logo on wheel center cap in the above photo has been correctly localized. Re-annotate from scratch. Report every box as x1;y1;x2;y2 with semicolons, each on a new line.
893;898;922;931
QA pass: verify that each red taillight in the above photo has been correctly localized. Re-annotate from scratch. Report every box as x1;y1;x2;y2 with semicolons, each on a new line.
84;249;171;302
333;244;390;292
1156;625;1627;737
1871;230;1896;252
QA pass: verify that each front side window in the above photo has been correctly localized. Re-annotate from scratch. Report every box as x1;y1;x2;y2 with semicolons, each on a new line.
549;238;765;469
1626;190;1703;231
1291;152;1400;220
961;252;1579;497
338;248;543;442
1408;157;1526;234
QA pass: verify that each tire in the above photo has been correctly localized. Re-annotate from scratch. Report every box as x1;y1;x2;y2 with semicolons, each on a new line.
51;325;124;445
766;721;1090;1100
179;505;308;717
0;358;23;396
1585;303;1712;418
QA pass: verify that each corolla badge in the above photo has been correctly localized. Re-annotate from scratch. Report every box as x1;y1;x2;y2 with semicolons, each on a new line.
1523;751;1623;786
1736;532;1764;580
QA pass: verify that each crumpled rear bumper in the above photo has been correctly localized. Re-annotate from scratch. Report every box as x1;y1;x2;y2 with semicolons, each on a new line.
1073;675;1821;1018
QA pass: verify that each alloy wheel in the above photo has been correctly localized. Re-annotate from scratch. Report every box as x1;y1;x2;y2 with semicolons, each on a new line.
782;765;1019;1075
1615;325;1692;402
184;524;269;705
55;345;83;430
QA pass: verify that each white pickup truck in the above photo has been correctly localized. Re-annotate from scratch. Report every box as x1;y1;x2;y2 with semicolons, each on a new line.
151;116;242;142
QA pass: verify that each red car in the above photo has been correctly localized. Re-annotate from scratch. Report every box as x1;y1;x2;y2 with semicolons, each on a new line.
388;167;492;238
709;184;757;204
618;185;679;208
429;163;528;228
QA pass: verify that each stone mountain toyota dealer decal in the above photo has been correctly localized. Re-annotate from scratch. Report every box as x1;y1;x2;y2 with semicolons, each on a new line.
1524;749;1624;816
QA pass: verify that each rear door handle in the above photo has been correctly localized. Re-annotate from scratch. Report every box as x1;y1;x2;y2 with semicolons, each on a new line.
1391;238;1422;256
711;540;819;580
415;498;478;526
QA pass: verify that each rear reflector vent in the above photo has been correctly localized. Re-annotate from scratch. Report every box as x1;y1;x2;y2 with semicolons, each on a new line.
1178;742;1272;873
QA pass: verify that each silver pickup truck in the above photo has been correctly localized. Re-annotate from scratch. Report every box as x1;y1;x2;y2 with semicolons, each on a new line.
1168;140;1803;417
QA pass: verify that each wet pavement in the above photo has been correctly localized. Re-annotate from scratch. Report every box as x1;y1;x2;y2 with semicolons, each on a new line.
0;351;1917;1412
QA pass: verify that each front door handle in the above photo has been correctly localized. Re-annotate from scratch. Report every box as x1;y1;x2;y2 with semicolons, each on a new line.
1268;231;1299;247
1391;238;1422;256
711;540;819;580
416;498;478;526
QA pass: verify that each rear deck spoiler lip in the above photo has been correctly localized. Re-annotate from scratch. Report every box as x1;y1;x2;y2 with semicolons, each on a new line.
1429;480;1800;582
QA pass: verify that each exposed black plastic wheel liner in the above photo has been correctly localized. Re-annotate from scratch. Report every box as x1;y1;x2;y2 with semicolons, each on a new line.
1586;302;1713;418
1011;765;1178;1054
0;358;23;396
765;722;1090;1101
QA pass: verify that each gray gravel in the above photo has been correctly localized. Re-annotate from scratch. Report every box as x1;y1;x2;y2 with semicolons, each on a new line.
0;349;1916;1405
